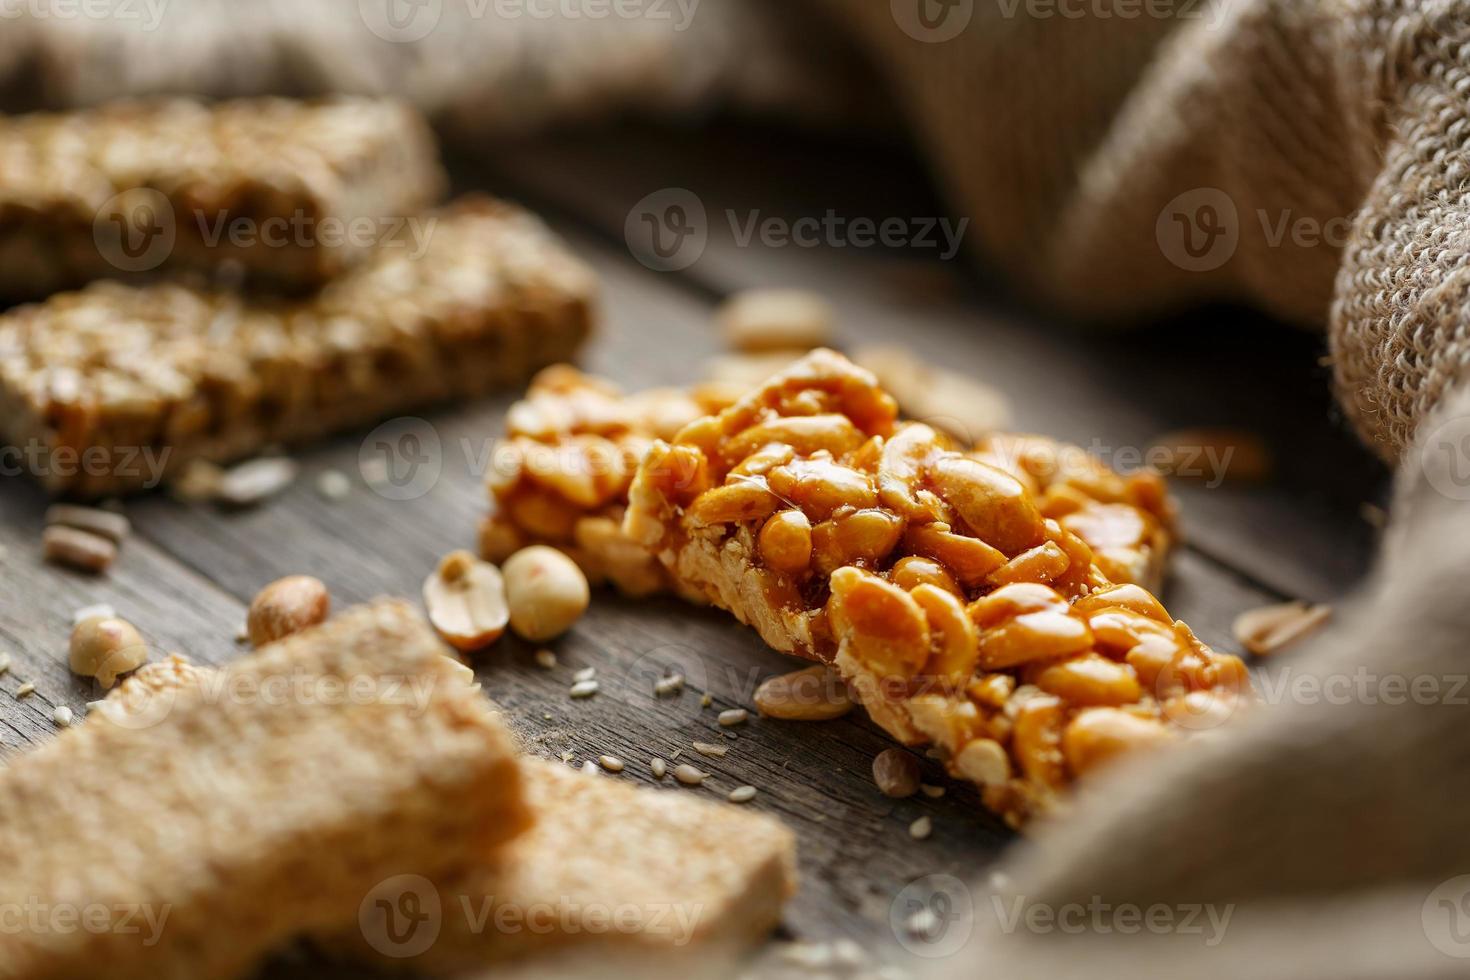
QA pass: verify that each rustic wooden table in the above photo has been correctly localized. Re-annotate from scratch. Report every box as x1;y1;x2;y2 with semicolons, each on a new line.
0;122;1387;975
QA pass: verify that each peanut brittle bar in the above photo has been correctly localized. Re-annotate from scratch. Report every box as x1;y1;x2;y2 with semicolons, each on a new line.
0;196;597;497
0;600;531;980
0;97;445;298
623;350;1250;827
480;366;740;598
482;365;1173;600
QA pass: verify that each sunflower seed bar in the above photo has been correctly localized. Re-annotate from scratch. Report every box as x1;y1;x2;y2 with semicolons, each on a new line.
624;350;1250;827
0;196;597;497
0;97;445;298
0;600;531;979
480;366;740;598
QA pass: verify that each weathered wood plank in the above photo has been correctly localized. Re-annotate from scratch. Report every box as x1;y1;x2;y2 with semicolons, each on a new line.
0;124;1367;970
0;476;246;758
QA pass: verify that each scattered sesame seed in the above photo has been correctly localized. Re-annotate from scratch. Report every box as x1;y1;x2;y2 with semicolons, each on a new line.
598;755;625;773
909;816;933;840
534;649;558;669
650;757;667;779
52;706;73;728
700;693;713;708
905;907;939;935
560;750;574;763
541;712;552;721
653;673;685;697
692;741;728;758
728;785;757;803
673;764;706;786
569;679;599;699
831;939;866;968
920;784;946;798
0;653;10;675
15;682;35;699
581;760;599;775
573;666;596;682
718;708;748;727
316;469;352;501
779;943;834;968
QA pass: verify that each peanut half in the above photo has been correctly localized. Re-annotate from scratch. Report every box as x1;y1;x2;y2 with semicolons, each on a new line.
424;551;510;652
753;665;855;721
247;575;331;647
69;616;148;689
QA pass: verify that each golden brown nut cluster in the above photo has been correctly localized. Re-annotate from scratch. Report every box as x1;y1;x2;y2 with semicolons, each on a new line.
479;366;740;598
623;350;1250;827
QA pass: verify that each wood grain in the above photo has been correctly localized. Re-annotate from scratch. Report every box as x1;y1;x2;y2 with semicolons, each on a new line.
0;122;1380;975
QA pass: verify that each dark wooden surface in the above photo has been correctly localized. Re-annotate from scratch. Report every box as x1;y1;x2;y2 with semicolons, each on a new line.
0;121;1388;973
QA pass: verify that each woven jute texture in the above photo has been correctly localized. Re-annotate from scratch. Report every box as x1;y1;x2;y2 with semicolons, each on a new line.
813;0;1470;464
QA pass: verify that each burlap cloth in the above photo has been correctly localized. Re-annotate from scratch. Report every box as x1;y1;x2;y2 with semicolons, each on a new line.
5;4;1470;976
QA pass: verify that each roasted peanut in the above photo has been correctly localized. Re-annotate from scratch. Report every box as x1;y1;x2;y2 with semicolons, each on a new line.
502;545;591;642
424;550;510;652
872;747;922;798
1062;707;1171;776
758;510;814;573
928;455;1044;556
718;288;835;353
247;575;330;647
69;616;148;689
753;665;854;720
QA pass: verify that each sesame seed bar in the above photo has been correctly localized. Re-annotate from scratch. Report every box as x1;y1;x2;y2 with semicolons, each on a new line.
0;600;531;980
0;97;445;299
623;350;1251;827
0;195;597;497
328;758;797;973
103;656;796;972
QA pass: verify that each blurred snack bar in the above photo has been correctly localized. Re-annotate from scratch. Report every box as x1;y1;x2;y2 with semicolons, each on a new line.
329;759;797;973
0;97;445;299
0;196;597;497
0;600;530;980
